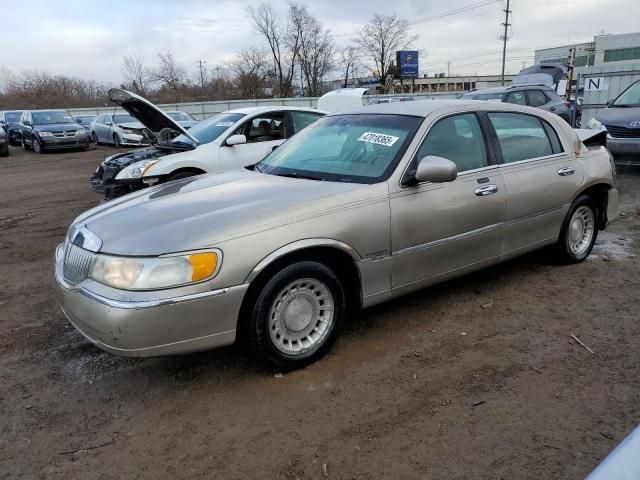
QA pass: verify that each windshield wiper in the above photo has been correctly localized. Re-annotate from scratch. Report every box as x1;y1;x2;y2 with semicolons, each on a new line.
271;172;323;181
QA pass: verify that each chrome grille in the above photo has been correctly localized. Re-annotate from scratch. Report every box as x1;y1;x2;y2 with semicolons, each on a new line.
605;125;640;139
63;244;96;285
52;131;76;138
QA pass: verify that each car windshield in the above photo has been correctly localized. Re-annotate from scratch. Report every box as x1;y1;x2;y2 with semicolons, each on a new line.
462;92;504;101
612;82;640;107
170;112;245;146
75;115;96;124
32;111;75;125
257;114;421;184
113;114;136;124
6;112;22;122
167;112;194;121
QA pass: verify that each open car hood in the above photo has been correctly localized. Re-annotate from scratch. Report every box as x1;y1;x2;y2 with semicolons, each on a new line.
108;88;197;143
512;63;568;87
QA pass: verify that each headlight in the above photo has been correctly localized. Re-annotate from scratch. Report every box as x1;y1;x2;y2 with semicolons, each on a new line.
75;129;85;136
115;159;159;180
90;250;220;290
39;131;53;137
587;118;605;130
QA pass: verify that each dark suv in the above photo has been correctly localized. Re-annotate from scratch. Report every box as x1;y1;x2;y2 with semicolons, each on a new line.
19;110;89;153
0;110;24;146
461;85;571;123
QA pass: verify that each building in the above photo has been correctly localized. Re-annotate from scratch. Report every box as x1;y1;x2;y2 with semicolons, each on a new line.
534;31;640;76
393;74;516;94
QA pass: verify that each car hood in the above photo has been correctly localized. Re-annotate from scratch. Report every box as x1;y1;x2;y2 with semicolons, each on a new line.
101;146;169;168
117;121;146;130
513;63;567;86
108;88;197;143
596;106;640;128
75;169;369;256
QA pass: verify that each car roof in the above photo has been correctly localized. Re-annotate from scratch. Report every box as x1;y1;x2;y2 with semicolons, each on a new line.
224;106;326;115
331;99;553;118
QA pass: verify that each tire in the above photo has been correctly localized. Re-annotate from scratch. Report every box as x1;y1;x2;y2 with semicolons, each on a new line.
22;136;31;151
167;170;200;182
244;261;346;370
555;194;599;263
113;133;121;148
32;136;43;154
0;144;8;157
92;132;99;145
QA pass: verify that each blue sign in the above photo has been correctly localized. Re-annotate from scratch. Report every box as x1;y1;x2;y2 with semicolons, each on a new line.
397;51;419;78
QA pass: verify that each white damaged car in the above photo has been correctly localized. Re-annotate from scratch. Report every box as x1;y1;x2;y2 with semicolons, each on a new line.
91;89;326;200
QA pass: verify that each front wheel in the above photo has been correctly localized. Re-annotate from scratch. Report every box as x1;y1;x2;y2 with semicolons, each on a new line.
0;144;8;157
113;133;121;148
555;195;598;263
244;261;346;370
92;132;99;145
22;136;31;151
32;136;43;154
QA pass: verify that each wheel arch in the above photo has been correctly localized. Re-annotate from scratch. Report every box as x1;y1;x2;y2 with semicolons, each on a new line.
238;240;364;335
573;182;612;229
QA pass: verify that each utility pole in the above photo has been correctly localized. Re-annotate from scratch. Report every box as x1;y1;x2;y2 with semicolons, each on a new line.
196;60;207;89
500;0;511;86
565;46;576;125
447;61;451;77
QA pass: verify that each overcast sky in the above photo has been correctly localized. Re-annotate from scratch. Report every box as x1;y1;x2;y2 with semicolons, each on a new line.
1;0;639;86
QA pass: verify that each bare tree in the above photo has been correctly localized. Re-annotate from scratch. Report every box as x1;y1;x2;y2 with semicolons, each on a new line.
229;47;270;98
339;46;360;88
292;5;334;96
149;51;188;101
121;55;149;95
248;3;300;97
358;14;417;93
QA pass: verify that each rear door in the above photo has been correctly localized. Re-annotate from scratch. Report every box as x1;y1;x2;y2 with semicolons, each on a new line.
390;112;506;290
485;111;582;257
217;111;286;172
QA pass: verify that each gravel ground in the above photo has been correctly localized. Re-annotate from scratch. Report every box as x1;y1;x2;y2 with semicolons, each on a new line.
0;145;639;480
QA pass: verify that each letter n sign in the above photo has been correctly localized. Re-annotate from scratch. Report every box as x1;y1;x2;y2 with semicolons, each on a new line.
585;77;609;91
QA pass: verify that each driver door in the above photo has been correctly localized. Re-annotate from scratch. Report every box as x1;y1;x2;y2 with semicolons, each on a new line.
390;112;506;291
217;111;287;172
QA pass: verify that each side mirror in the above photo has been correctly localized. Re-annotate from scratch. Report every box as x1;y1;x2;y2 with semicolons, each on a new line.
226;134;247;146
106;121;113;126
606;98;614;107
24;121;32;127
414;155;458;183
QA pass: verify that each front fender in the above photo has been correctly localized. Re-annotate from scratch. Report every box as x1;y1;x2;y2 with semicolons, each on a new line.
143;144;216;177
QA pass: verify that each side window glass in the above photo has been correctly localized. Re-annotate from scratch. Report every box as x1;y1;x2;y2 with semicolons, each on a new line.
528;90;548;107
541;120;564;154
234;112;285;143
505;91;526;105
290;111;324;134
415;113;488;173
488;113;554;163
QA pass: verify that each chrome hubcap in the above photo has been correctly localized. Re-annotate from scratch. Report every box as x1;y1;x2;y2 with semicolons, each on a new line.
268;278;334;356
569;206;595;255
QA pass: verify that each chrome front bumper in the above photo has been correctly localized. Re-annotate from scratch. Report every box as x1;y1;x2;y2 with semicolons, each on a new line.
54;247;248;357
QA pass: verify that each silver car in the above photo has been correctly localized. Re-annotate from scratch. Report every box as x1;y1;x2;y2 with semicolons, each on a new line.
54;100;618;369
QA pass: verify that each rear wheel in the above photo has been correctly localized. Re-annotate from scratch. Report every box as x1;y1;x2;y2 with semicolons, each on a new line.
0;143;8;157
555;194;598;263
244;261;345;370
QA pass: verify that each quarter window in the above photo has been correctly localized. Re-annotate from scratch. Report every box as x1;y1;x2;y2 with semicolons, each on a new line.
488;112;555;163
505;91;526;105
414;113;488;173
527;90;548;107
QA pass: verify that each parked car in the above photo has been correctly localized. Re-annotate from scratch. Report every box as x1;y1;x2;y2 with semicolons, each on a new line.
90;112;152;147
0;110;24;146
91;88;326;200
19;110;89;153
461;85;571;123
55;100;618;369
588;79;640;165
165;111;199;129
0;125;8;157
73;114;97;142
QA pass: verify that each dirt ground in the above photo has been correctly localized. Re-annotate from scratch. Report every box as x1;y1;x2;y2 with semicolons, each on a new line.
0;144;638;480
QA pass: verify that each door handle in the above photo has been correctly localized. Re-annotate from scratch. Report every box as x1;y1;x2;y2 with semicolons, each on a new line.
557;167;575;176
474;184;499;196
550;106;556;111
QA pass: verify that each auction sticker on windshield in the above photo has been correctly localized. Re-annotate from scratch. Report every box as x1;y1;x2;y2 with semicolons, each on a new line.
216;122;235;127
358;132;400;147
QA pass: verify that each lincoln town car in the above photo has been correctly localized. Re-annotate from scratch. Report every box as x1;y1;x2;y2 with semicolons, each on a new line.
54;100;618;369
